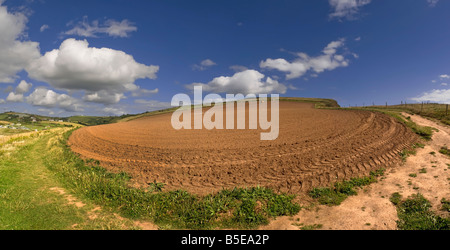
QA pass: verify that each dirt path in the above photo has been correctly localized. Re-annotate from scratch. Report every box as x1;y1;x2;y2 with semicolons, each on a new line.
261;113;450;230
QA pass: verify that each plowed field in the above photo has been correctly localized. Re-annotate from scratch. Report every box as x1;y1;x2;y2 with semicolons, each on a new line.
68;102;418;195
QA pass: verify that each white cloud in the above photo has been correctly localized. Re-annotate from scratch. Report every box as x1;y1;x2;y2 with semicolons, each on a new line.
26;38;159;103
15;80;32;94
260;39;351;80
0;99;5;104
102;107;126;116
186;69;287;95
83;90;125;105
427;0;440;7
411;89;450;103
64;17;137;38
134;99;171;107
26;88;84;112
229;65;249;72
329;0;371;20
0;2;41;83
40;24;49;32
439;74;450;79
441;83;448;86
6;92;23;102
4;80;32;103
193;59;217;71
131;88;159;97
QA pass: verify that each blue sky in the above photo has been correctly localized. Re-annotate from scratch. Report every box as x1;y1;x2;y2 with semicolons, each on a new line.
0;0;449;116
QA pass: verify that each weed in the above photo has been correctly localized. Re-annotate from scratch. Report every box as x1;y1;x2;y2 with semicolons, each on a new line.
439;146;450;157
441;198;450;212
391;193;449;230
400;149;416;162
309;169;384;206
389;192;402;206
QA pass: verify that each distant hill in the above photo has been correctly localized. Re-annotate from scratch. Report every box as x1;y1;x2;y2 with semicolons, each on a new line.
0;112;64;123
1;97;340;126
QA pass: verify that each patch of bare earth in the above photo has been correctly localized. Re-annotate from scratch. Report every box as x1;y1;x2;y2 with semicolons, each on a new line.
69;102;417;196
261;113;450;230
49;187;158;230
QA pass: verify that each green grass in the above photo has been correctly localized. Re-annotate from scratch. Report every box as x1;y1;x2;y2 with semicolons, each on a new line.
0;130;142;230
390;193;449;230
0;135;85;229
441;198;450;212
366;103;450;126
277;97;340;108
439;146;450;157
43;129;301;229
308;169;385;206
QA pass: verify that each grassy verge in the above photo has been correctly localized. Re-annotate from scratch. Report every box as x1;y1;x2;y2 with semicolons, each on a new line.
0;130;85;229
277;97;340;108
0;129;142;230
377;104;450;126
390;193;449;230
308;169;385;206
44;129;301;229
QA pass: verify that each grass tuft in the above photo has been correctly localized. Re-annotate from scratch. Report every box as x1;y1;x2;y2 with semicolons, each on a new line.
309;169;385;206
390;193;449;230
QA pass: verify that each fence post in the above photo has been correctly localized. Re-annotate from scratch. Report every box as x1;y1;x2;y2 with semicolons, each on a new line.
446;104;448;116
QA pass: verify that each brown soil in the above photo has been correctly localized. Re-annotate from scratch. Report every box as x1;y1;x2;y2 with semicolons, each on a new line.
68;102;418;195
261;113;450;230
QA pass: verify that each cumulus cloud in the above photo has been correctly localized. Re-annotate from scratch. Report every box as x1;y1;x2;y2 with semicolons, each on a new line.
83;90;125;105
0;2;41;83
260;39;351;80
186;69;287;95
411;89;450;103
193;59;217;71
0;99;5;104
64;17;137;38
131;88;159;97
26;88;84;112
329;0;371;20
5;80;32;103
26;38;159;104
102;107;126;116
439;74;450;79
15;80;32;94
6;92;23;102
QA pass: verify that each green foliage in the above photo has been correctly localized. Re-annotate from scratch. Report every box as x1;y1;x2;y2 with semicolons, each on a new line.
391;193;450;230
389;192;403;206
439;146;450;157
441;198;450;212
309;169;384;206
278;97;340;108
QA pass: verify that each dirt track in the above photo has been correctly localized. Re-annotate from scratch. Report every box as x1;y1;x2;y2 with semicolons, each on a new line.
68;102;418;195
